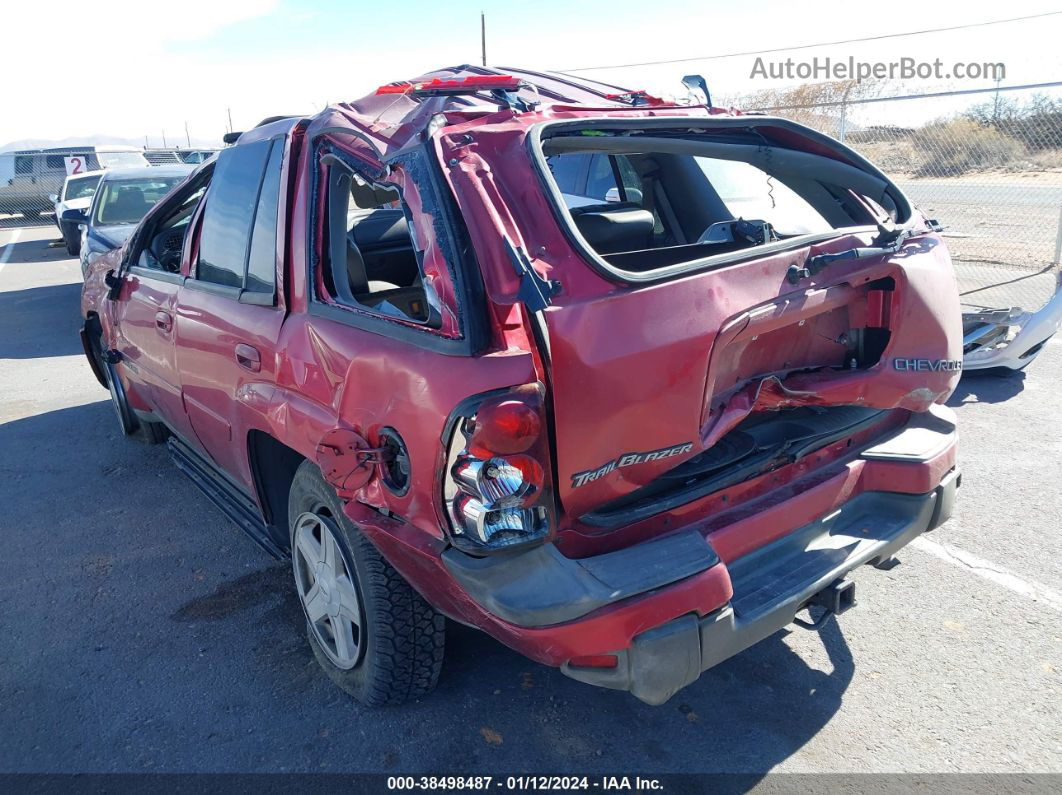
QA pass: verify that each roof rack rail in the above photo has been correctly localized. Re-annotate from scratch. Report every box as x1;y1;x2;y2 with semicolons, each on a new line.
253;115;301;128
223;115;302;145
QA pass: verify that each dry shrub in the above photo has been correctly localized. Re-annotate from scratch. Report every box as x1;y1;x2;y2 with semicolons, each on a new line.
912;119;1026;176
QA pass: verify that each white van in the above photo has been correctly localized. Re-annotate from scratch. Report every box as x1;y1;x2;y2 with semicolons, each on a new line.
0;145;148;218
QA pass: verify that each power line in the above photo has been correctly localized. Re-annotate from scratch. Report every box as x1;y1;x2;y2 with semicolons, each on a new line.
559;10;1062;72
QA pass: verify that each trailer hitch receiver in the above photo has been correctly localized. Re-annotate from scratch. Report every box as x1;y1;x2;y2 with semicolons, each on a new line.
793;579;856;630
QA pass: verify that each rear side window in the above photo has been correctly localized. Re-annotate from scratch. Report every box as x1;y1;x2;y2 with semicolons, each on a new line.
45;155;66;169
196;140;272;288
245;142;284;295
311;137;471;344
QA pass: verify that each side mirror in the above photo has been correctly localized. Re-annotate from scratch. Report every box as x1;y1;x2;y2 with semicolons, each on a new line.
604;187;643;204
61;208;88;225
48;193;58;203
104;269;125;301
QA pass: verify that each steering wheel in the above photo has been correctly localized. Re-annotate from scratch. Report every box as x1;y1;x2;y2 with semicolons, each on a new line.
153;227;186;273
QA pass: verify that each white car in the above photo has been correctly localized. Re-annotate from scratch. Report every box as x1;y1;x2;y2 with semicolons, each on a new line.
51;170;104;255
1;145;147;220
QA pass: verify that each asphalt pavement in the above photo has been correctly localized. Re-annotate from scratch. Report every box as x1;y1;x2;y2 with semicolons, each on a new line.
0;225;1059;775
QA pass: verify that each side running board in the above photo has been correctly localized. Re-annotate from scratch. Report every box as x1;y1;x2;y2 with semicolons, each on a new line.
167;436;286;560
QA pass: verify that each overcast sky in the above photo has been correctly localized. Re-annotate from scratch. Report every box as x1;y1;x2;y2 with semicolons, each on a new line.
4;0;1061;146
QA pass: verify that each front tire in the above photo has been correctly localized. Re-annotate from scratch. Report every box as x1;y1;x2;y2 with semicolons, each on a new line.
90;317;167;445
62;223;80;256
287;461;445;706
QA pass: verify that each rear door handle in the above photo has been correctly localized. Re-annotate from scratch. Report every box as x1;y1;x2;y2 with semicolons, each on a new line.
155;310;173;333
235;343;261;372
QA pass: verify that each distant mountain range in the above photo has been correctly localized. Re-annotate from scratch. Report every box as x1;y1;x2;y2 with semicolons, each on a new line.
1;134;223;153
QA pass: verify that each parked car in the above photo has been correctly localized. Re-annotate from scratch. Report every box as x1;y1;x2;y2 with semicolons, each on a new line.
51;170;103;255
80;68;963;707
65;165;193;276
177;149;218;164
143;149;185;165
0;145;147;217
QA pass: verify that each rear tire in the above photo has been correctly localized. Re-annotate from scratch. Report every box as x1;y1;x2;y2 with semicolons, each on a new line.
287;461;445;706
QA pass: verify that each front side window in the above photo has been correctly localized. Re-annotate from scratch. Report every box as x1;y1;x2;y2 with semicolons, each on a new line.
45;155;66;169
93;177;184;226
137;183;208;273
15;156;32;175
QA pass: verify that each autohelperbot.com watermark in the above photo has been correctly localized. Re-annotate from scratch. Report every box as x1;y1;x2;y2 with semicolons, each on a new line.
750;56;1005;82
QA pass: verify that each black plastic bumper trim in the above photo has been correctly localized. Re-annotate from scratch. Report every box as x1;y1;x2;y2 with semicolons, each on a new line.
441;528;719;628
562;470;959;705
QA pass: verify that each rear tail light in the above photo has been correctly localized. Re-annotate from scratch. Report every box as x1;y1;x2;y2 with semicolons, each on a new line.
468;399;541;456
443;387;554;553
452;454;543;508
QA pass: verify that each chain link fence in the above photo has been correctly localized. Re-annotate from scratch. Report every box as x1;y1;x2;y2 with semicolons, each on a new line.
0;147;218;229
754;84;1062;320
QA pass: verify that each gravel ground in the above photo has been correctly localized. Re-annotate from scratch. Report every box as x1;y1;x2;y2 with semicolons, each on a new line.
0;226;1060;776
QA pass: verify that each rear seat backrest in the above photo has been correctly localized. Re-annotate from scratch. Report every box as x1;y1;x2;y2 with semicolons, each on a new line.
570;202;655;255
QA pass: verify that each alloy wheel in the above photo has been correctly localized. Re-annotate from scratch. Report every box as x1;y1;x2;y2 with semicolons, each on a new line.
291;511;364;669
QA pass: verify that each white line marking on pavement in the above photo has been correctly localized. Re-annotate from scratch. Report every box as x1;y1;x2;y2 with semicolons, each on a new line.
0;228;22;275
912;536;1062;614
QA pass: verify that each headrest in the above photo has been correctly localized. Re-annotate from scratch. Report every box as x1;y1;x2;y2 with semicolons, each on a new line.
570;202;655;254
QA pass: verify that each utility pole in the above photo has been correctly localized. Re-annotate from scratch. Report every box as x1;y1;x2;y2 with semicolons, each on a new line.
144;135;149;149
162;129;167;148
480;12;486;67
184;121;191;148
227;107;234;135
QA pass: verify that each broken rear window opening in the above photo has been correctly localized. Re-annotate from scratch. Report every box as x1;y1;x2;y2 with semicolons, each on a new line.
313;143;461;335
533;119;913;281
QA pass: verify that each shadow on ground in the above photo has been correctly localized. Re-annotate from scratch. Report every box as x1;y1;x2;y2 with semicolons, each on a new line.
948;369;1027;405
0;282;85;359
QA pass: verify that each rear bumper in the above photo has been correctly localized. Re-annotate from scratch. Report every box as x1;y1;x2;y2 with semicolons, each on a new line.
363;406;958;704
562;469;958;704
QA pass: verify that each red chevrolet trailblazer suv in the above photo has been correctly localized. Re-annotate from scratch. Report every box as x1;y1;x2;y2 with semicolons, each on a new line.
80;67;962;706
